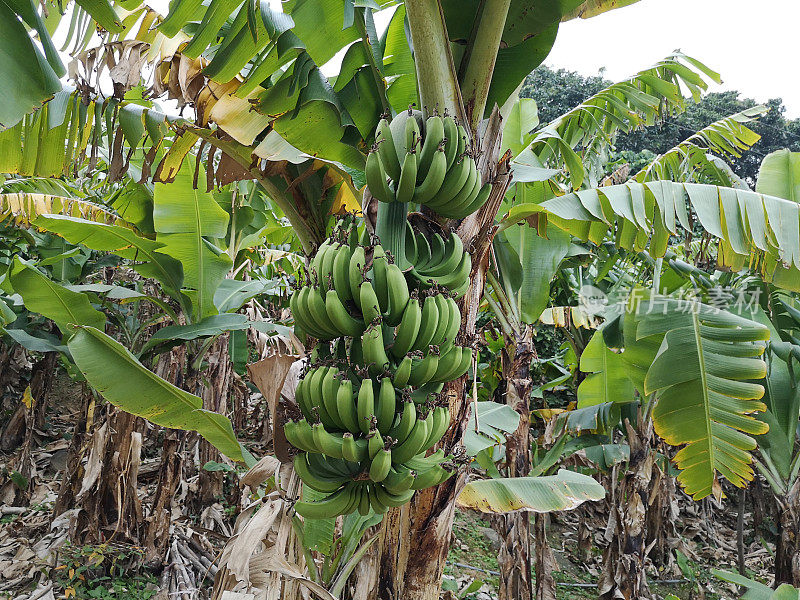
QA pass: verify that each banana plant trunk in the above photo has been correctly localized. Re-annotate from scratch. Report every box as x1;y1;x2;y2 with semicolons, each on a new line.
598;414;656;600
775;479;800;586
491;327;534;600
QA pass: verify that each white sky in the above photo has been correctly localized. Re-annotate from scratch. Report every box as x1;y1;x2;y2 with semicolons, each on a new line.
544;0;800;117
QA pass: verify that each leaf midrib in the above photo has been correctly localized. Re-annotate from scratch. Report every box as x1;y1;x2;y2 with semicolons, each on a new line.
691;313;714;478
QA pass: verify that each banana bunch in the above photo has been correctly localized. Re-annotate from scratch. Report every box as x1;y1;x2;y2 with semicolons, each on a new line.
286;360;455;517
404;223;470;295
366;111;491;219
287;217;476;519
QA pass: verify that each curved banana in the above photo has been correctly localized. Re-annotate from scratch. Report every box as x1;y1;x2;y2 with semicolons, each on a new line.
395;152;418;204
336;379;360;433
356;379;375;435
392;415;430;464
366;151;394;204
377;118;401;181
392;355;412;388
362;322;390;375
411;294;439;351
375;377;397;435
294;453;348;493
384;262;409;326
294;484;356;519
369;448;392;482
325;289;365;338
391;296;421;358
416;115;444;182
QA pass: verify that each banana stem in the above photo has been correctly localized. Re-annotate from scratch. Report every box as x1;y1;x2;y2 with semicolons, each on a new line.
375;201;408;266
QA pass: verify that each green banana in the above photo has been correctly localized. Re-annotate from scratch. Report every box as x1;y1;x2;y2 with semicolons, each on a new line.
383;467;416;494
374;484;415;508
366;151;394;203
342;432;368;462
312;422;345;459
358;484;372;515
410;464;451;490
429;294;450;347
375;377;397;435
411;294;439;351
284;419;318;453
423;406;450;449
389;400;416;446
368;485;389;514
325;289;365;337
384;262;409;326
392;355;413;388
349;245;367;303
391;296;421;358
362;321;390;374
357;379;375;435
369;448;392;482
408;350;438;387
371;245;389;310
360;280;382;325
306;287;339;339
321;369;346;430
416;115;444;182
395;152;418;204
332;243;354;302
425;155;472;209
336;379;360;433
442;116;459;170
431;346;460;383
377;118;401;181
294;484;356;519
392;415;430;464
294;453;348;493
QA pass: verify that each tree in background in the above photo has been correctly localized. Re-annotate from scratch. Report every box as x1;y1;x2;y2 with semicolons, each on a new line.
523;65;800;182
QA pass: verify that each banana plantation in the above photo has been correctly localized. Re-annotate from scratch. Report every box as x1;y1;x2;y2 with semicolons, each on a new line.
1;0;799;598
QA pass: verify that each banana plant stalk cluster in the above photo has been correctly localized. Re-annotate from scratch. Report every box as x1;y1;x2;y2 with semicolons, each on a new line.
285;111;487;518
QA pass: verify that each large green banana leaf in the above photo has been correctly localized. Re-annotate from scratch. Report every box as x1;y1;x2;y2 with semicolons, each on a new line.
756;149;800;202
629;294;770;499
0;2;61;129
33;215;184;297
68;325;246;462
577;330;634;407
153;162;232;320
457;469;604;513
9;258;106;334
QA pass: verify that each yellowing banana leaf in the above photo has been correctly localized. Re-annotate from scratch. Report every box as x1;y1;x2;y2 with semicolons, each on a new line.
457;469;604;514
9;258;106;335
1;194;123;228
632;294;770;499
68;325;246;462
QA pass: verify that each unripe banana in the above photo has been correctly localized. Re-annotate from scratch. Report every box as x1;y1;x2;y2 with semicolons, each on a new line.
384;262;409;326
336;379;360;433
383;467;416;494
371;245;389;309
358;484;372;515
357;379;375;435
411;294;439;351
431;345;460;383
392;414;430;464
395;152;418;204
321;369;346;430
369;448;392;482
325;289;365;338
429;294;450;347
366;151;395;203
332;243;354;302
435;252;471;293
349;245;367;304
377;118;401;181
368;485;389;514
417;115;444;182
342;432;368;462
426;154;472;209
408;351;438;387
375;377;397;435
307;287;339;339
415;148;448;205
294;453;348;493
391;296;421;358
312;422;346;459
442;116;459;170
410;464;451;490
392;355;413;388
423;406;450;450
374;484;415;507
389;400;416;446
294;484;355;519
362;321;391;375
284;420;318;453
360;280;382;325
